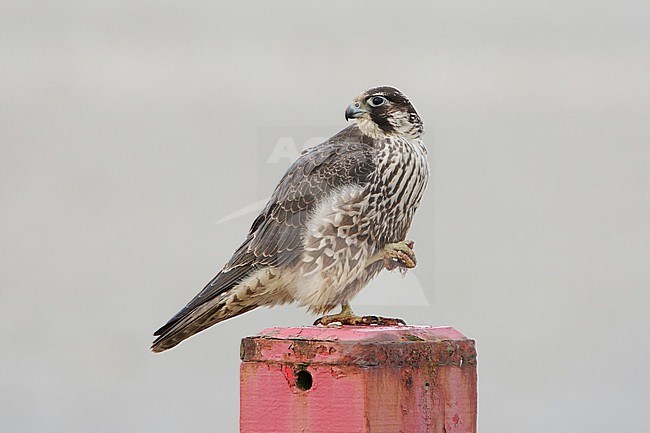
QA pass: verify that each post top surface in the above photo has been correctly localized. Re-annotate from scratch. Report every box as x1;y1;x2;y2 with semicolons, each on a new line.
255;325;468;343
241;325;476;366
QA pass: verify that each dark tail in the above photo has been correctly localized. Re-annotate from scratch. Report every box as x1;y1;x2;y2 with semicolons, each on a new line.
151;294;257;353
151;259;263;352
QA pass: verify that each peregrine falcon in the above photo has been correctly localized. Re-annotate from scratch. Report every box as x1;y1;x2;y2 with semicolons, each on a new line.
151;86;429;352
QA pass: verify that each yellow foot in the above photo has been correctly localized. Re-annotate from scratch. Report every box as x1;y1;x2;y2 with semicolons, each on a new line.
382;240;417;271
314;315;407;326
313;303;406;326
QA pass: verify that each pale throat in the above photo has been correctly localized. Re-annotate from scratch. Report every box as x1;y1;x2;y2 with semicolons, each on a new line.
355;117;386;139
355;115;424;141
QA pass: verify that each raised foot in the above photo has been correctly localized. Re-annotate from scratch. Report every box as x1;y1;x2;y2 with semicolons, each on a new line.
314;315;407;326
383;240;417;271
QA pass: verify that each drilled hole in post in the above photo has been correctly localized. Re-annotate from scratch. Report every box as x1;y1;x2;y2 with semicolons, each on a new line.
295;370;313;391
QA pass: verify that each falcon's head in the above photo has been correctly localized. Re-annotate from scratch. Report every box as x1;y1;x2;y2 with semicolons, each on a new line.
345;86;423;140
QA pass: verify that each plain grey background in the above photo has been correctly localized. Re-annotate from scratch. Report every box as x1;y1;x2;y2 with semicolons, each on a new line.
1;1;649;432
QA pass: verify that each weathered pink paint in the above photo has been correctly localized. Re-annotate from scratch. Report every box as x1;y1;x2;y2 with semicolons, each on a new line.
240;326;477;433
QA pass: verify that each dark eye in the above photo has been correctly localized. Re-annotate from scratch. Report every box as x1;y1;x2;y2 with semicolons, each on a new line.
368;95;387;107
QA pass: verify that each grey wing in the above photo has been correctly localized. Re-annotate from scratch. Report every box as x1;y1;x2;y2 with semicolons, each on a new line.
153;125;377;337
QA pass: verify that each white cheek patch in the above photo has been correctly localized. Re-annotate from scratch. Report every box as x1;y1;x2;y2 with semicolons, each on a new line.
355;116;385;139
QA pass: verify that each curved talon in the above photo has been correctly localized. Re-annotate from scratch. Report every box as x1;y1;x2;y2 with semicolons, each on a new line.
356;315;407;326
382;240;417;271
315;314;407;327
313;300;408;328
313;316;341;326
314;302;356;326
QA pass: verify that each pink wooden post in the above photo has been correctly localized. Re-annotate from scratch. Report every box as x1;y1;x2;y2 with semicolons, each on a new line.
240;325;477;433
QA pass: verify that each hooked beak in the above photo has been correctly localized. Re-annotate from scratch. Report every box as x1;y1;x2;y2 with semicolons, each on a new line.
345;102;367;121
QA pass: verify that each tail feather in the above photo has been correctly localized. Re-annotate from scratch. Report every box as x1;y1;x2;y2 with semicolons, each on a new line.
152;265;275;352
151;260;262;352
151;295;257;353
